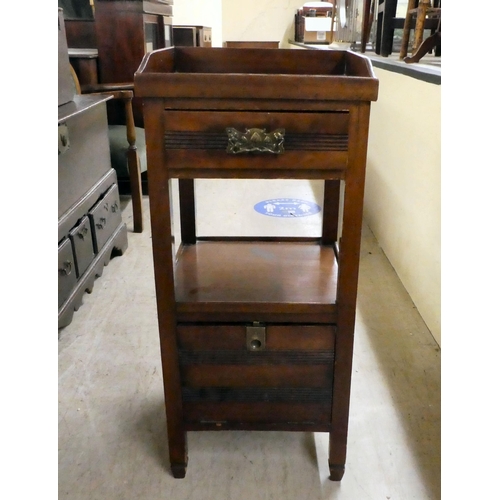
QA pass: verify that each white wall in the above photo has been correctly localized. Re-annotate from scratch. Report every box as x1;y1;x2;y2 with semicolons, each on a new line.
174;0;362;48
221;0;304;47
364;68;441;345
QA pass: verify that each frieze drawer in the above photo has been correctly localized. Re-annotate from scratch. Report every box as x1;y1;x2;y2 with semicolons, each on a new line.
163;110;349;176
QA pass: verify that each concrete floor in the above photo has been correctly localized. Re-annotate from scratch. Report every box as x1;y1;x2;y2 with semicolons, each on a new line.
58;187;440;500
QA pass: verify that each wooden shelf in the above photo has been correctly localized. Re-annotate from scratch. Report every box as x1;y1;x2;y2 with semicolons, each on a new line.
175;240;338;304
174;241;338;323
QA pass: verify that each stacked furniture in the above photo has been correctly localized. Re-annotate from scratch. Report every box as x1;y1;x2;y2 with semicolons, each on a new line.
135;47;378;480
399;0;441;63
94;0;174;127
374;0;440;56
58;9;128;329
60;1;175;207
173;25;212;47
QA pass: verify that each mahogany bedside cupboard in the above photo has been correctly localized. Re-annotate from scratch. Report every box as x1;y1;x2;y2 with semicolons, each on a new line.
134;46;379;480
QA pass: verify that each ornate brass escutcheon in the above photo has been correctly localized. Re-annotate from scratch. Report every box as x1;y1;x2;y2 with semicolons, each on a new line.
226;127;285;154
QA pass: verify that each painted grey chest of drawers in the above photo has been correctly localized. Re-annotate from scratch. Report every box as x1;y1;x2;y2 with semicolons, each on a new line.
58;94;128;329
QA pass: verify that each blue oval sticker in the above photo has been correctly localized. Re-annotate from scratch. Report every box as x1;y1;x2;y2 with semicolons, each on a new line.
254;198;321;218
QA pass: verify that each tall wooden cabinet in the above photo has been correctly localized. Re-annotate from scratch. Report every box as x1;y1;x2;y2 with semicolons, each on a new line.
94;0;174;83
135;47;378;480
94;0;174;126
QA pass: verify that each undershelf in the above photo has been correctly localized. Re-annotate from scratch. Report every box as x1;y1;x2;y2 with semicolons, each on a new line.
174;240;339;323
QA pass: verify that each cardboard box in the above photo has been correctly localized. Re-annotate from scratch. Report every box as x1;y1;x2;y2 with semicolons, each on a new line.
303;1;333;16
303;16;333;44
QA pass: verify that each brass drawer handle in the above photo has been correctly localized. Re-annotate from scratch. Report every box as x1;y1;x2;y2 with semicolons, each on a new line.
96;217;107;230
226;127;285;154
77;227;88;240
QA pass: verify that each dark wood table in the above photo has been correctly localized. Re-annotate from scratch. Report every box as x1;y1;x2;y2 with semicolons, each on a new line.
135;46;378;480
68;48;99;85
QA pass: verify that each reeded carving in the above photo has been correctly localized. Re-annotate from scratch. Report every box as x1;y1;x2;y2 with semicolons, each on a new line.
226;127;285;154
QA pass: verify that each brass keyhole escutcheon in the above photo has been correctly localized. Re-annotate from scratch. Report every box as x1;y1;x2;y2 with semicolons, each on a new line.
226;127;285;154
246;323;266;351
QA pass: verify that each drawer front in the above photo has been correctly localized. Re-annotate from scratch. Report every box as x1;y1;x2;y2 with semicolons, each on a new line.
89;184;122;253
178;324;335;425
58;238;77;308
58;101;112;218
163;111;349;175
69;216;95;278
200;27;212;47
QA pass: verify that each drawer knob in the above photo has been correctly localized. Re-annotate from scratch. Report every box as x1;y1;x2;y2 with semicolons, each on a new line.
226;127;285;154
58;123;70;155
59;261;72;276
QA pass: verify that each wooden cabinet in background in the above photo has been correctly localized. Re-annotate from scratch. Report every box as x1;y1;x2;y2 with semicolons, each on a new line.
94;0;174;127
95;0;173;83
68;48;99;85
58;0;96;47
173;25;212;47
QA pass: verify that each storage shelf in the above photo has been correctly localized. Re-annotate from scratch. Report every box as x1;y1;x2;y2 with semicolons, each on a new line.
174;241;338;319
